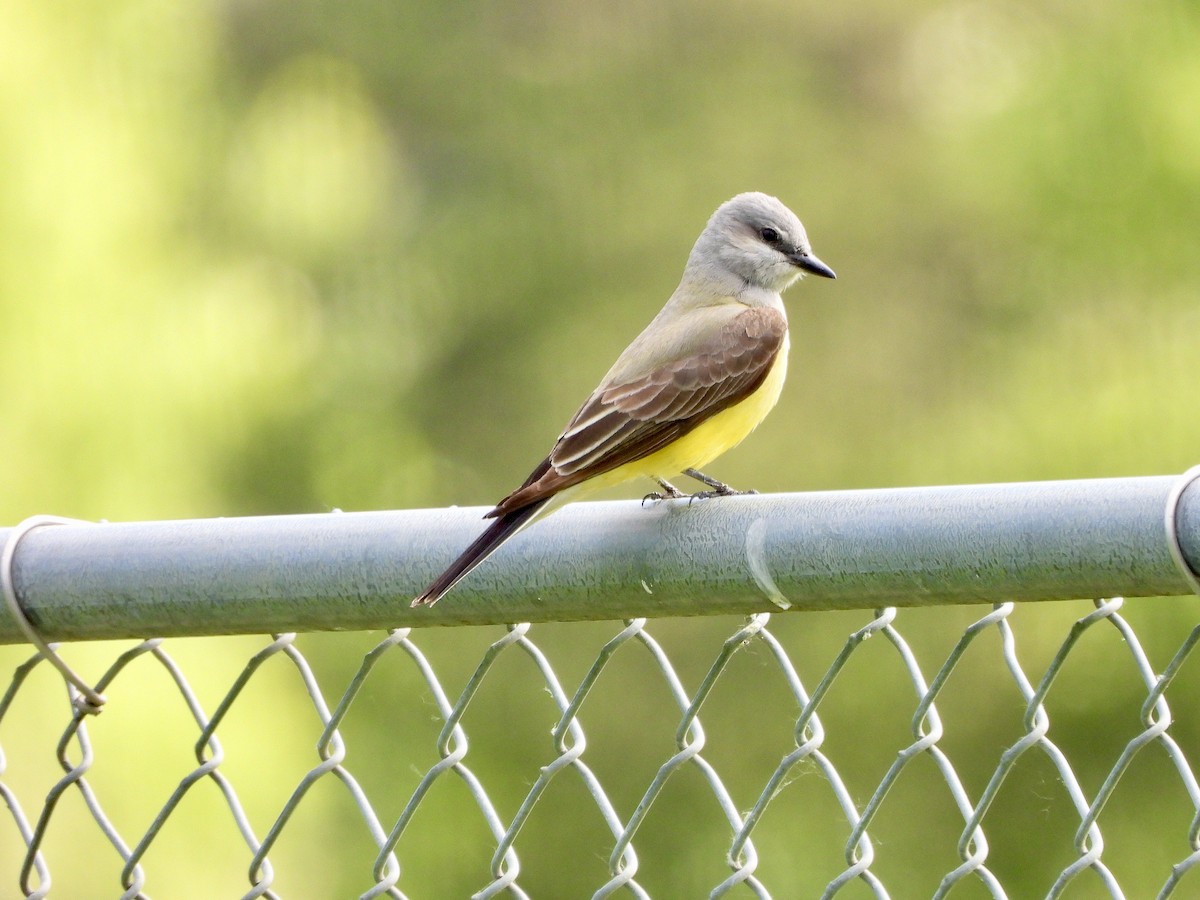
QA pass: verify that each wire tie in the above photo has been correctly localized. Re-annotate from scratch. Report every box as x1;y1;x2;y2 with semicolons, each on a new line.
1164;465;1200;598
1;515;106;714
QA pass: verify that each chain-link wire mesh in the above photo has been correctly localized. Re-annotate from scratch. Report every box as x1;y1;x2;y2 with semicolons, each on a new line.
4;596;1200;898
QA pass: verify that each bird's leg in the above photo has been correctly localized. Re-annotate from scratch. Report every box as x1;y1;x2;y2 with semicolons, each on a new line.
683;468;759;502
642;477;688;505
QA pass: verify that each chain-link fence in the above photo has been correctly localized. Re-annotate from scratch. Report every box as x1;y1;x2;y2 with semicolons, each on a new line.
3;474;1200;898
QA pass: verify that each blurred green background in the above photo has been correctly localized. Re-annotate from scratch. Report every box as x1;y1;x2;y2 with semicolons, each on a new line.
2;0;1200;896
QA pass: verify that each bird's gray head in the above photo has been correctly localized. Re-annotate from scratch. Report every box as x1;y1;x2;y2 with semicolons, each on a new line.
686;192;835;294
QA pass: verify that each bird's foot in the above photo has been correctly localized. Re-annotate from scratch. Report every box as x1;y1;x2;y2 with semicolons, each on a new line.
683;468;758;503
642;478;688;505
686;487;760;503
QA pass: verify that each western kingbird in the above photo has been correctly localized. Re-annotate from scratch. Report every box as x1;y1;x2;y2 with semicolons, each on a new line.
413;192;834;607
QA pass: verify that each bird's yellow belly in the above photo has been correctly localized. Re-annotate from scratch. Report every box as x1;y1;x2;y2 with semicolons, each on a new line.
588;332;790;490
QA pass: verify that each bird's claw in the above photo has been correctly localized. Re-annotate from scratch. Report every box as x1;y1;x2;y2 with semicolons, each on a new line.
643;478;688;505
679;468;758;501
686;486;759;504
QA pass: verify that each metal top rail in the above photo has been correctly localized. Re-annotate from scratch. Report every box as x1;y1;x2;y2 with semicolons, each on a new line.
2;475;1199;643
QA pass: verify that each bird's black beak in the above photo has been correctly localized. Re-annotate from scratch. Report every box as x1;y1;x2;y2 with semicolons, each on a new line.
789;250;836;279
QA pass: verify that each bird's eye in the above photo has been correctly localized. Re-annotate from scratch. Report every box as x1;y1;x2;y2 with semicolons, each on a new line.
759;226;780;243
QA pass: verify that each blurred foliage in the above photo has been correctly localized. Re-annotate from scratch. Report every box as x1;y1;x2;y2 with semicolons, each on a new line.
1;0;1199;896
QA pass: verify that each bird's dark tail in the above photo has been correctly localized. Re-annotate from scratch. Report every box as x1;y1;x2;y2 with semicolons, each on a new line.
411;499;550;607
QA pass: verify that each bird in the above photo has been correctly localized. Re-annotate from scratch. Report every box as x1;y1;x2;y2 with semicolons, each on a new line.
412;192;835;607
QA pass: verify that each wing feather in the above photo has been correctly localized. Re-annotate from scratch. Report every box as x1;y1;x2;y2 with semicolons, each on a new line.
487;306;787;517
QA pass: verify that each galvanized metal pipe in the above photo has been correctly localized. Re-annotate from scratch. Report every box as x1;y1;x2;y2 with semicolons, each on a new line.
2;476;1199;643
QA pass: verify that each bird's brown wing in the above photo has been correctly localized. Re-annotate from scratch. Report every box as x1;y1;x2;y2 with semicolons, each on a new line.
487;305;787;517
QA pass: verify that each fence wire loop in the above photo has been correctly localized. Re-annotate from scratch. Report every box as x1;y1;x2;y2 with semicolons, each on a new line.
0;515;106;714
1165;465;1200;597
